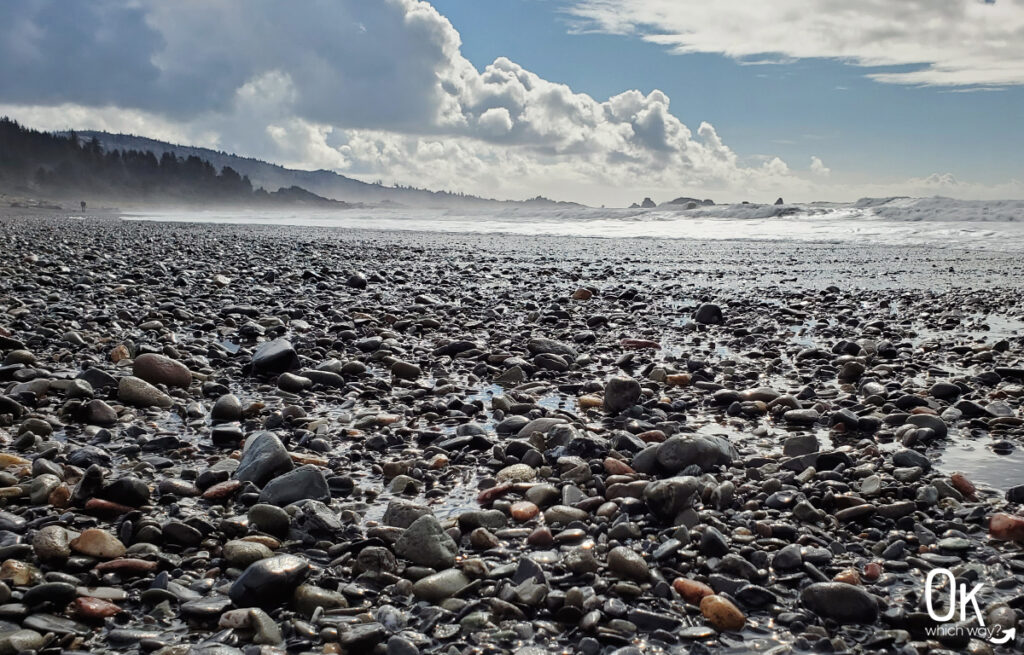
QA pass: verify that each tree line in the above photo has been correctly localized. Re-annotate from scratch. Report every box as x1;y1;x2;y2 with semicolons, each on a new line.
0;117;333;204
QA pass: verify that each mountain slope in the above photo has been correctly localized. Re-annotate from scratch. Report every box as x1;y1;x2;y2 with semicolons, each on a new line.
79;131;580;208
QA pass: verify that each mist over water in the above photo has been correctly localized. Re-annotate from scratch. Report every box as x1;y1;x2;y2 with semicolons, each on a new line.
125;197;1024;251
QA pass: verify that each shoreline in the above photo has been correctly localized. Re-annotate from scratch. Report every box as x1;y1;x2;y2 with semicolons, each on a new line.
1;214;1023;653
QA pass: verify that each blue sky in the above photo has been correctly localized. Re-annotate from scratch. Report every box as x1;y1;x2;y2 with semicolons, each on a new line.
0;0;1021;204
434;0;1024;186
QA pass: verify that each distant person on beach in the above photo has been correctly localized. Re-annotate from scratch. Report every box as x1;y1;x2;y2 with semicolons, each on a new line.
80;200;86;212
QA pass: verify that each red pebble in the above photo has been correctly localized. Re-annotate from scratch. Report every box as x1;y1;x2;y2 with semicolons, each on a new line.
527;527;553;547
477;483;512;505
990;513;1024;542
202;479;241;500
72;596;122;619
951;473;977;501
93;558;159;574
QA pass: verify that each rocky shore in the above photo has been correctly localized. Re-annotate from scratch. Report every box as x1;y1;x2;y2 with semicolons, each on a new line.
1;213;1024;655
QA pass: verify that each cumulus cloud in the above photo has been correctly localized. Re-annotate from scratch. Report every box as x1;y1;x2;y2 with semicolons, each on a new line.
2;0;1014;205
567;0;1024;87
810;156;831;176
0;0;821;204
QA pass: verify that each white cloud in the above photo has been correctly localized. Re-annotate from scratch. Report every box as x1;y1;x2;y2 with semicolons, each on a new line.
810;156;831;176
0;0;823;205
0;0;1020;205
567;0;1024;88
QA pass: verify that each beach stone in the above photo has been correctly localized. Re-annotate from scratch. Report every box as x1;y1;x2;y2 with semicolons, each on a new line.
892;448;931;471
211;394;243;422
83;399;118;426
391;360;421;380
907;414;948;439
32;524;71;561
412;569;470;603
693;303;723;324
102;476;150;507
644;476;699;521
0;395;24;419
133;353;192;388
394;515;458;569
990;513;1024;541
70;528;126;559
700;595;746;631
0;629;44;653
929;381;961;400
604;376;642;413
248;504;291;536
229;554;310;608
544;505;588;524
383;499;432;529
800;582;879;623
293;584;348;617
118;376;172;408
234;432;293;486
607;547;649;581
22;614;89;636
23;581;77;607
516;416;568;438
223;540;273;567
258;464;329;506
251;338;299;375
656;435;737;473
527;338;577;360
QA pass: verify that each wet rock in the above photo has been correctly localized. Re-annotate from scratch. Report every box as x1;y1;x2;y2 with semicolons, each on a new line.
251;338;299;375
33;525;72;561
800;582;879;623
258;464;329;506
607;547;649;581
412;569;470;602
229;554;310;608
655;435;737;473
693;303;723;325
118;376;172;408
644;476;699;521
604;376;642;413
700;594;746;631
234;432;293;486
69;528;126;559
133;353;192;389
211;394;243;422
394;515;458;569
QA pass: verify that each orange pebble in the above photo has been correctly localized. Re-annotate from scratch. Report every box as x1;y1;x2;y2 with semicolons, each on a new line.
673;577;715;605
603;457;635;475
510;501;539;521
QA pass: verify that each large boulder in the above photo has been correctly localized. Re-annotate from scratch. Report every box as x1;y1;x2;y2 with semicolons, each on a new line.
251;338;299;376
234;432;293;486
132;353;192;389
604;376;642;413
258;465;329;506
394;515;458;569
118;376;172;409
656;435;737;473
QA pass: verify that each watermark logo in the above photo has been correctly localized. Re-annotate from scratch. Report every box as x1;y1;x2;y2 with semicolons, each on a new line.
924;569;1015;645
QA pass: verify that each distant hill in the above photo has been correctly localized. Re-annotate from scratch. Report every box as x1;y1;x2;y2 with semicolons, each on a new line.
0;118;348;208
78;131;582;209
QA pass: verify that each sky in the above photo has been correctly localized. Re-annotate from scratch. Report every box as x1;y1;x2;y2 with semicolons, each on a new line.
0;0;1022;206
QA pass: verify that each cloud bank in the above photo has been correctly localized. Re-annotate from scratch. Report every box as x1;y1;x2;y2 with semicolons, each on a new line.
567;0;1024;88
0;0;1019;204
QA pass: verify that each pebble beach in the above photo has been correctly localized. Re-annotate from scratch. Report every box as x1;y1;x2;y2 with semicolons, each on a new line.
2;212;1024;655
